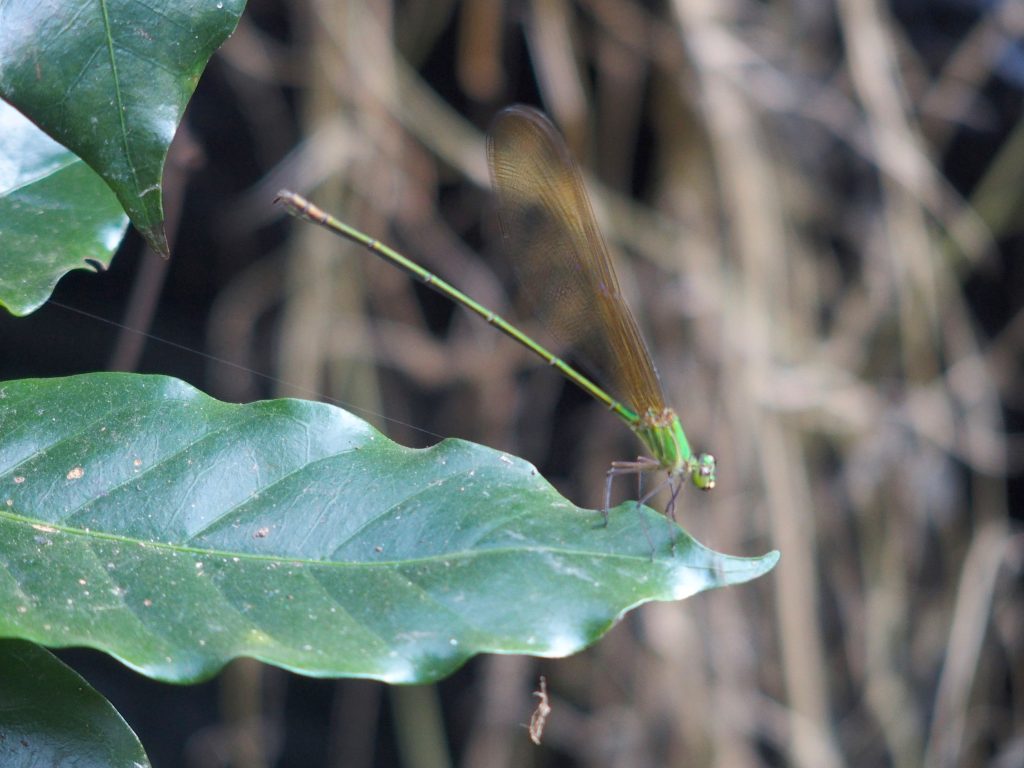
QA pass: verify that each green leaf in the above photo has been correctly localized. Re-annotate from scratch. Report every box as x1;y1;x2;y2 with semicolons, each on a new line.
0;0;245;256
0;373;778;684
0;101;129;316
0;639;150;767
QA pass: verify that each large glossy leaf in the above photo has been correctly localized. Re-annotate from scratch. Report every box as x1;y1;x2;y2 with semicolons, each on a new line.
0;0;245;256
0;101;129;316
0;373;778;684
0;639;150;767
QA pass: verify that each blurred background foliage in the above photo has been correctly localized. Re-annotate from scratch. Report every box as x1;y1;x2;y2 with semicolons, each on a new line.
2;0;1021;766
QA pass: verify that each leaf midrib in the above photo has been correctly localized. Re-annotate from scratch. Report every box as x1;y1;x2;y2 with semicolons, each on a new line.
0;507;704;570
98;0;140;198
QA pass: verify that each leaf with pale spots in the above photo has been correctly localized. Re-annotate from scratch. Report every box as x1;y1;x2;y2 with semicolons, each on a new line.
0;373;778;683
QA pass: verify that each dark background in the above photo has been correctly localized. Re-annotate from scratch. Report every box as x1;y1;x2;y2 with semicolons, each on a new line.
3;0;1022;765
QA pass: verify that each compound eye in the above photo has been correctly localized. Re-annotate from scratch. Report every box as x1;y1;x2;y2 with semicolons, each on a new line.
692;453;716;491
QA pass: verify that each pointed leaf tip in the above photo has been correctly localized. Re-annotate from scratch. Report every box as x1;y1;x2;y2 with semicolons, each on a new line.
0;373;778;683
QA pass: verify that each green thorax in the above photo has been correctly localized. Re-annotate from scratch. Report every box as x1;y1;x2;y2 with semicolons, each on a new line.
634;408;691;470
632;407;717;490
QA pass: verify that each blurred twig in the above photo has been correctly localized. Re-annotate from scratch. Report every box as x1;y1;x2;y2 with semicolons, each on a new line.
204;1;1022;765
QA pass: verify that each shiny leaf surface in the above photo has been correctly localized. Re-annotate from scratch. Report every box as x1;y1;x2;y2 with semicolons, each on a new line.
0;0;244;255
0;101;128;316
0;373;778;683
0;639;150;767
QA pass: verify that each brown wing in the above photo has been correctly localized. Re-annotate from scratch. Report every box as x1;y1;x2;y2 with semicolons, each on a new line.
486;105;666;415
